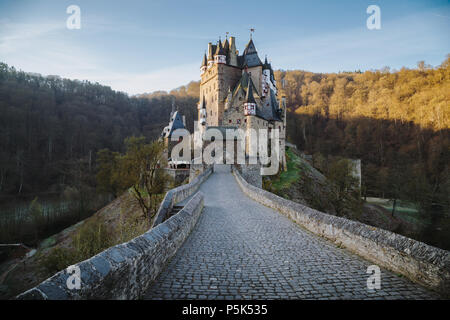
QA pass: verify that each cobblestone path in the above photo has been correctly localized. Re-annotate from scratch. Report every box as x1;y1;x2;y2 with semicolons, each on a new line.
145;166;438;299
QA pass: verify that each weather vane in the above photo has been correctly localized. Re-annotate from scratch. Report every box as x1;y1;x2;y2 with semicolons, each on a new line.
250;28;255;39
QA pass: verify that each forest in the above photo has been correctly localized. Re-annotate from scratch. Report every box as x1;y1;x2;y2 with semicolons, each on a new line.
276;57;449;209
0;63;197;200
276;57;449;248
0;63;197;244
0;56;448;247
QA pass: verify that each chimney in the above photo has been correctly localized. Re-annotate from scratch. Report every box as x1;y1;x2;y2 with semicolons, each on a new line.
207;42;213;60
229;36;238;67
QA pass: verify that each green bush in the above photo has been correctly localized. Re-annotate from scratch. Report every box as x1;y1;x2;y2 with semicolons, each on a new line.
41;247;78;275
72;216;114;259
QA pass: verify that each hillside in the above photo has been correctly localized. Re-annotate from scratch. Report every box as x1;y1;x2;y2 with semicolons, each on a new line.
0;191;147;299
265;147;442;248
276;57;449;224
1;57;448;250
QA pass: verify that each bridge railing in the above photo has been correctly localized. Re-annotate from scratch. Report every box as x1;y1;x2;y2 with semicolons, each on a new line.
17;192;205;300
152;166;212;227
232;166;450;297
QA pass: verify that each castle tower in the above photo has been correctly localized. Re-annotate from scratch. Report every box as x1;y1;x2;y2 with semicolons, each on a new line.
214;40;226;65
198;34;286;174
244;76;257;116
199;95;207;127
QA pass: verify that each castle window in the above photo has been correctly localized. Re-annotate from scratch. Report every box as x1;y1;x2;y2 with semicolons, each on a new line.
244;119;247;123
229;119;232;123
237;119;241;124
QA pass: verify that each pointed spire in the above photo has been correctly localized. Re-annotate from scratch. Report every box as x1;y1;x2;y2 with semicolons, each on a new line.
215;39;225;56
201;95;206;109
223;37;229;56
201;52;207;67
223;33;229;50
243;38;257;56
245;76;256;104
263;55;271;69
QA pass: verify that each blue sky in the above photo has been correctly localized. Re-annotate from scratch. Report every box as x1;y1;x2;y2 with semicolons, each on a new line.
0;0;449;95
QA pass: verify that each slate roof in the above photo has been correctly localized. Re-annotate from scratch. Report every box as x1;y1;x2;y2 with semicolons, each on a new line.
162;111;186;138
245;77;257;104
243;39;257;55
215;40;226;56
201;53;207;67
264;89;282;121
230;71;260;101
225;72;281;122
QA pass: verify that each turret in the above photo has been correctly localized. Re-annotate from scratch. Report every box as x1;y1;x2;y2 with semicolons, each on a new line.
199;96;207;126
223;37;229;59
263;56;271;70
244;76;257;116
214;39;226;64
262;56;270;97
229;36;238;67
200;53;207;75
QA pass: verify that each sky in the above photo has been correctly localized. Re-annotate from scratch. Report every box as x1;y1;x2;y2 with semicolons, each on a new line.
0;0;449;95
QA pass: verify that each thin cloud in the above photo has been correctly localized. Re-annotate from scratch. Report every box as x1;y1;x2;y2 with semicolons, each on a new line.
0;21;64;53
262;9;450;72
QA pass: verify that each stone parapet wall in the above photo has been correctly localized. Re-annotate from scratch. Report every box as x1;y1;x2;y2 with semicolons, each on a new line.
153;166;212;227
17;192;205;300
236;163;262;188
165;168;190;185
232;167;450;296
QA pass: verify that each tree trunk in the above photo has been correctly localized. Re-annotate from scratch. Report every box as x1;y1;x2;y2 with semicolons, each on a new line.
391;198;397;217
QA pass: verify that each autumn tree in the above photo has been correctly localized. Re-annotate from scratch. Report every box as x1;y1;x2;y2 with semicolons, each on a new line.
326;158;362;217
96;137;172;222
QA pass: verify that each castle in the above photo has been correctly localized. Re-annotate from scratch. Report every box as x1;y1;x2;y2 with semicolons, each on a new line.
197;35;286;170
162;35;287;178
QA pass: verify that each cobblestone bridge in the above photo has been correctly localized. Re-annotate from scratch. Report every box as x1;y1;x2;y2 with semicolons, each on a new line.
145;165;438;299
